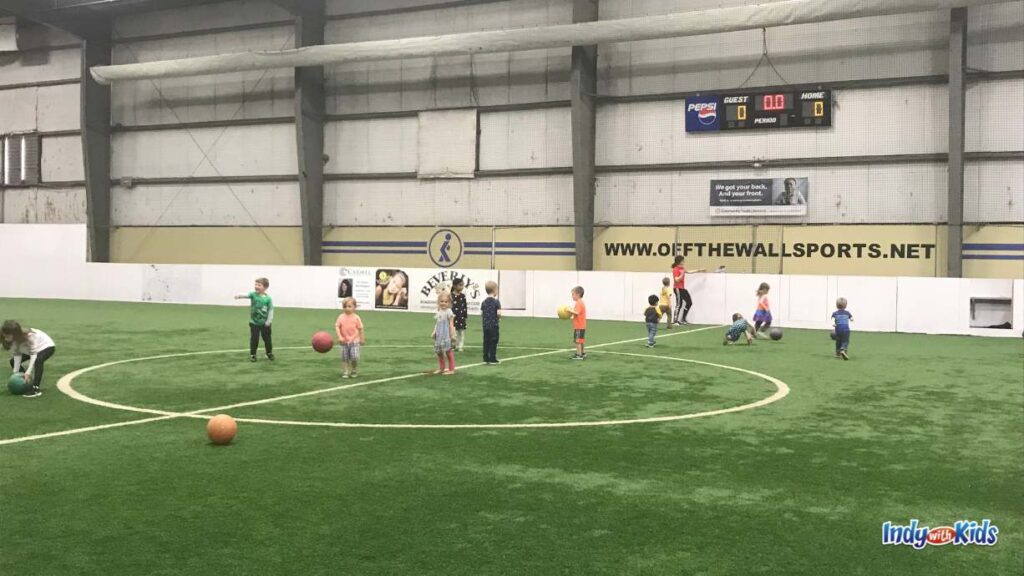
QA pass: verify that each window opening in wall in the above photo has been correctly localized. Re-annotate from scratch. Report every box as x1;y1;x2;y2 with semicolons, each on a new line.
970;298;1013;329
1;132;40;187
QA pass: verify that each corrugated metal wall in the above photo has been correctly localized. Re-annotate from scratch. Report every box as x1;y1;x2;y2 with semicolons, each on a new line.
0;0;1020;232
0;23;85;224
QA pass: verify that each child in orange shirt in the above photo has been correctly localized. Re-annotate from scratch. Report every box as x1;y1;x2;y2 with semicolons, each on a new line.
568;286;587;360
335;297;365;378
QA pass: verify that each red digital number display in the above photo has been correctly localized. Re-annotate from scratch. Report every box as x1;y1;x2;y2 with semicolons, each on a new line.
762;94;786;111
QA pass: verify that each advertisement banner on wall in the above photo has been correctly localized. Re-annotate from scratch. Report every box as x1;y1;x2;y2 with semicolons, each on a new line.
595;224;945;276
340;267;493;313
710;177;809;216
373;269;410;310
411;269;490;313
338;267;410;310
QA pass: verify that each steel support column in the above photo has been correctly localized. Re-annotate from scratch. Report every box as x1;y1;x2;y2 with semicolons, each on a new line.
570;0;598;271
81;23;111;262
294;0;326;266
947;7;967;278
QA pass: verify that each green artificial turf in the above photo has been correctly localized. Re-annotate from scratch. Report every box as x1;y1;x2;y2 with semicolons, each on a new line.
0;298;1021;575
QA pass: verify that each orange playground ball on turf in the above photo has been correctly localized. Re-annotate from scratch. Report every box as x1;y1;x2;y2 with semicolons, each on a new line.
207;414;237;445
312;330;334;353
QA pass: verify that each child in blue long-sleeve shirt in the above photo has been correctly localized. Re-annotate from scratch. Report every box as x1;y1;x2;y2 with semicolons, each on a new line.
831;297;853;360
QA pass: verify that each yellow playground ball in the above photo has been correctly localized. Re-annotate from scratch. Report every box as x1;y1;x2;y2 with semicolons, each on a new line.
557;305;572;320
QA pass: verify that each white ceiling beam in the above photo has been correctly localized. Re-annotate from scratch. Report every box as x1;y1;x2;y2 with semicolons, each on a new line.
91;0;1015;84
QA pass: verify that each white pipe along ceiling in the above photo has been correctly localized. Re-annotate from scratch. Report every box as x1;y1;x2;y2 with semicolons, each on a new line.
90;0;1015;84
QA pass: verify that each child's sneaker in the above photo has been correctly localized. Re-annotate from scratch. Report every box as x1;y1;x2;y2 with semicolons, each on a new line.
839;350;849;360
267;353;275;361
249;355;257;362
22;386;41;398
342;373;350;379
350;371;358;378
647;342;655;348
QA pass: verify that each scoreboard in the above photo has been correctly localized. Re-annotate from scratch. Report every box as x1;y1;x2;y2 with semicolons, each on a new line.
685;90;832;132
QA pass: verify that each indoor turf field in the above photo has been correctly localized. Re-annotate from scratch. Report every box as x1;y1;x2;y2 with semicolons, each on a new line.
1;298;1021;575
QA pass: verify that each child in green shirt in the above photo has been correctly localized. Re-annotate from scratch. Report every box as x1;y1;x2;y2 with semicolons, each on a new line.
235;277;274;362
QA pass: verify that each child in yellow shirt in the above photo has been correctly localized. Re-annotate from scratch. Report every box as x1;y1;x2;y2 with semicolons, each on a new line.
659;277;674;330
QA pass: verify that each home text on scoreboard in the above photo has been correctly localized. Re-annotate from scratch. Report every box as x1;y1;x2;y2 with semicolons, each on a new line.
685;90;832;132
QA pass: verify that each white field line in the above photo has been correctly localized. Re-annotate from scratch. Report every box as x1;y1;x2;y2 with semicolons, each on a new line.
0;415;183;446
2;326;723;445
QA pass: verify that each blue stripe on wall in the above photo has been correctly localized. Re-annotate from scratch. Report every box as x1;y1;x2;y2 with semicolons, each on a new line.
322;241;427;248
324;241;575;249
962;243;1024;251
464;242;576;249
324;248;575;256
323;249;427;255
962;254;1024;260
465;251;576;257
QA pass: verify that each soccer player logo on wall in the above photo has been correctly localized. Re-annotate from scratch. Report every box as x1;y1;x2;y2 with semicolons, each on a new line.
375;269;409;310
429;229;463;268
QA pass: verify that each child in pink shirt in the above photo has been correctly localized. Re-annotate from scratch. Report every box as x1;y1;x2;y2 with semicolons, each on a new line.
335;297;365;378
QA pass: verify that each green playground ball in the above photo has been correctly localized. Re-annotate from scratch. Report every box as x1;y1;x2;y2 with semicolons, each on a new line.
8;373;28;395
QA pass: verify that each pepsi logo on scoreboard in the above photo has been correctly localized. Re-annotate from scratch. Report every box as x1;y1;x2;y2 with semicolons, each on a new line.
685;95;721;132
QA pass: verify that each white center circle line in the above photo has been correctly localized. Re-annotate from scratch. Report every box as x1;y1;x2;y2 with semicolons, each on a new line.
60;325;785;429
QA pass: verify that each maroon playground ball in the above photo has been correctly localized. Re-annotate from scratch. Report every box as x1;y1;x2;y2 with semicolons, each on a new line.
312;331;334;353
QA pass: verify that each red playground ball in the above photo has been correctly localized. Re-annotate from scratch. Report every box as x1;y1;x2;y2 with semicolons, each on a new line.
312;331;334;353
207;414;237;445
